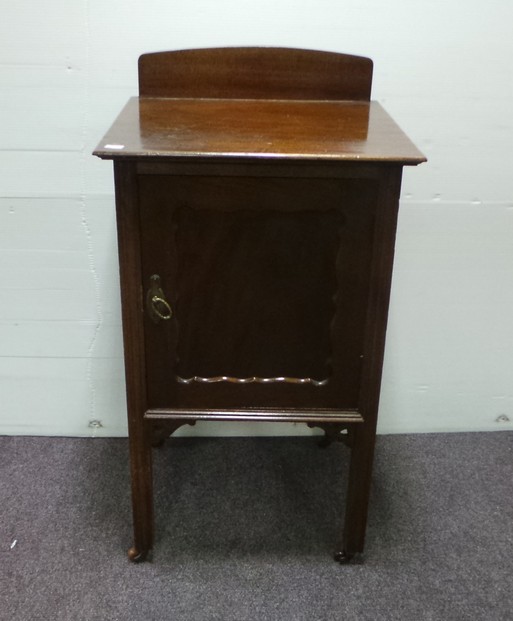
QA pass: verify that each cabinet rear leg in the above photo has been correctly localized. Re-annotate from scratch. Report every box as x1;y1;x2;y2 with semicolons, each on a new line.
337;423;376;563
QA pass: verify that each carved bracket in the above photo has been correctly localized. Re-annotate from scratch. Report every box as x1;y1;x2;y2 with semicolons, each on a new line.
307;422;355;448
151;420;197;447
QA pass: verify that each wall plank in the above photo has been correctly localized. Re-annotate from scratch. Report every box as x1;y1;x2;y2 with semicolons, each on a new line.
1;0;513;435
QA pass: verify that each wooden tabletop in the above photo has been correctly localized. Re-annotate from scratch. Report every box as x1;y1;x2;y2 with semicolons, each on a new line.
94;97;426;165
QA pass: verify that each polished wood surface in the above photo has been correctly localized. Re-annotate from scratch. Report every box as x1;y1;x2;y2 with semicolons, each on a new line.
138;47;373;101
94;98;425;164
139;174;377;412
94;47;425;563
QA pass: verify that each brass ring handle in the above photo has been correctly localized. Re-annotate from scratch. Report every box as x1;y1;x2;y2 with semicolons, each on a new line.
150;295;172;321
146;275;172;323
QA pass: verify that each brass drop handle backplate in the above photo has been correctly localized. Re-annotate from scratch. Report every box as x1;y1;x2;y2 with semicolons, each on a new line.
146;274;172;323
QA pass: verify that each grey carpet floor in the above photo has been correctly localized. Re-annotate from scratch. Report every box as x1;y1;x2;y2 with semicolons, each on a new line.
1;432;512;620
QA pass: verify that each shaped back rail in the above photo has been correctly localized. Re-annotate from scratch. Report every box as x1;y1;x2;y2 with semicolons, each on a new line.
139;47;373;101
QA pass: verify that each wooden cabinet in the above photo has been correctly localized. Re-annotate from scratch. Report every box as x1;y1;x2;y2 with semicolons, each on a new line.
94;48;425;562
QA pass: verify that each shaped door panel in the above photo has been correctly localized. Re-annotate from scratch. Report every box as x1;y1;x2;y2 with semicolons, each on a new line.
139;174;377;410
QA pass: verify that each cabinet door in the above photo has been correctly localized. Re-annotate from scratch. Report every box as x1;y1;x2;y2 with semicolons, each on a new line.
139;174;377;411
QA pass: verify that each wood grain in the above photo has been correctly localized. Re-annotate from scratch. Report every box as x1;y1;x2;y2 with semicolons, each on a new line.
138;47;373;101
96;47;426;562
94;98;426;164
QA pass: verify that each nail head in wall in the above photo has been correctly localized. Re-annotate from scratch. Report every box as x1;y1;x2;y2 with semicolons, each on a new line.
88;419;104;429
495;414;510;423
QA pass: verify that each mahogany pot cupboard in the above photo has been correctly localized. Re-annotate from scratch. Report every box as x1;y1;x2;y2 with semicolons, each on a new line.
93;47;426;562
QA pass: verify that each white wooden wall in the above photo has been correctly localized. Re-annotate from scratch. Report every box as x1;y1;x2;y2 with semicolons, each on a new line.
1;1;512;436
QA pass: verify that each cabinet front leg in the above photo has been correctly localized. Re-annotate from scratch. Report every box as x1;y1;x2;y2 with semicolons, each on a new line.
113;161;155;562
128;422;154;562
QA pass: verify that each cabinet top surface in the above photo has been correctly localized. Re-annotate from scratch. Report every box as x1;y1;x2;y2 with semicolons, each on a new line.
93;97;426;165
